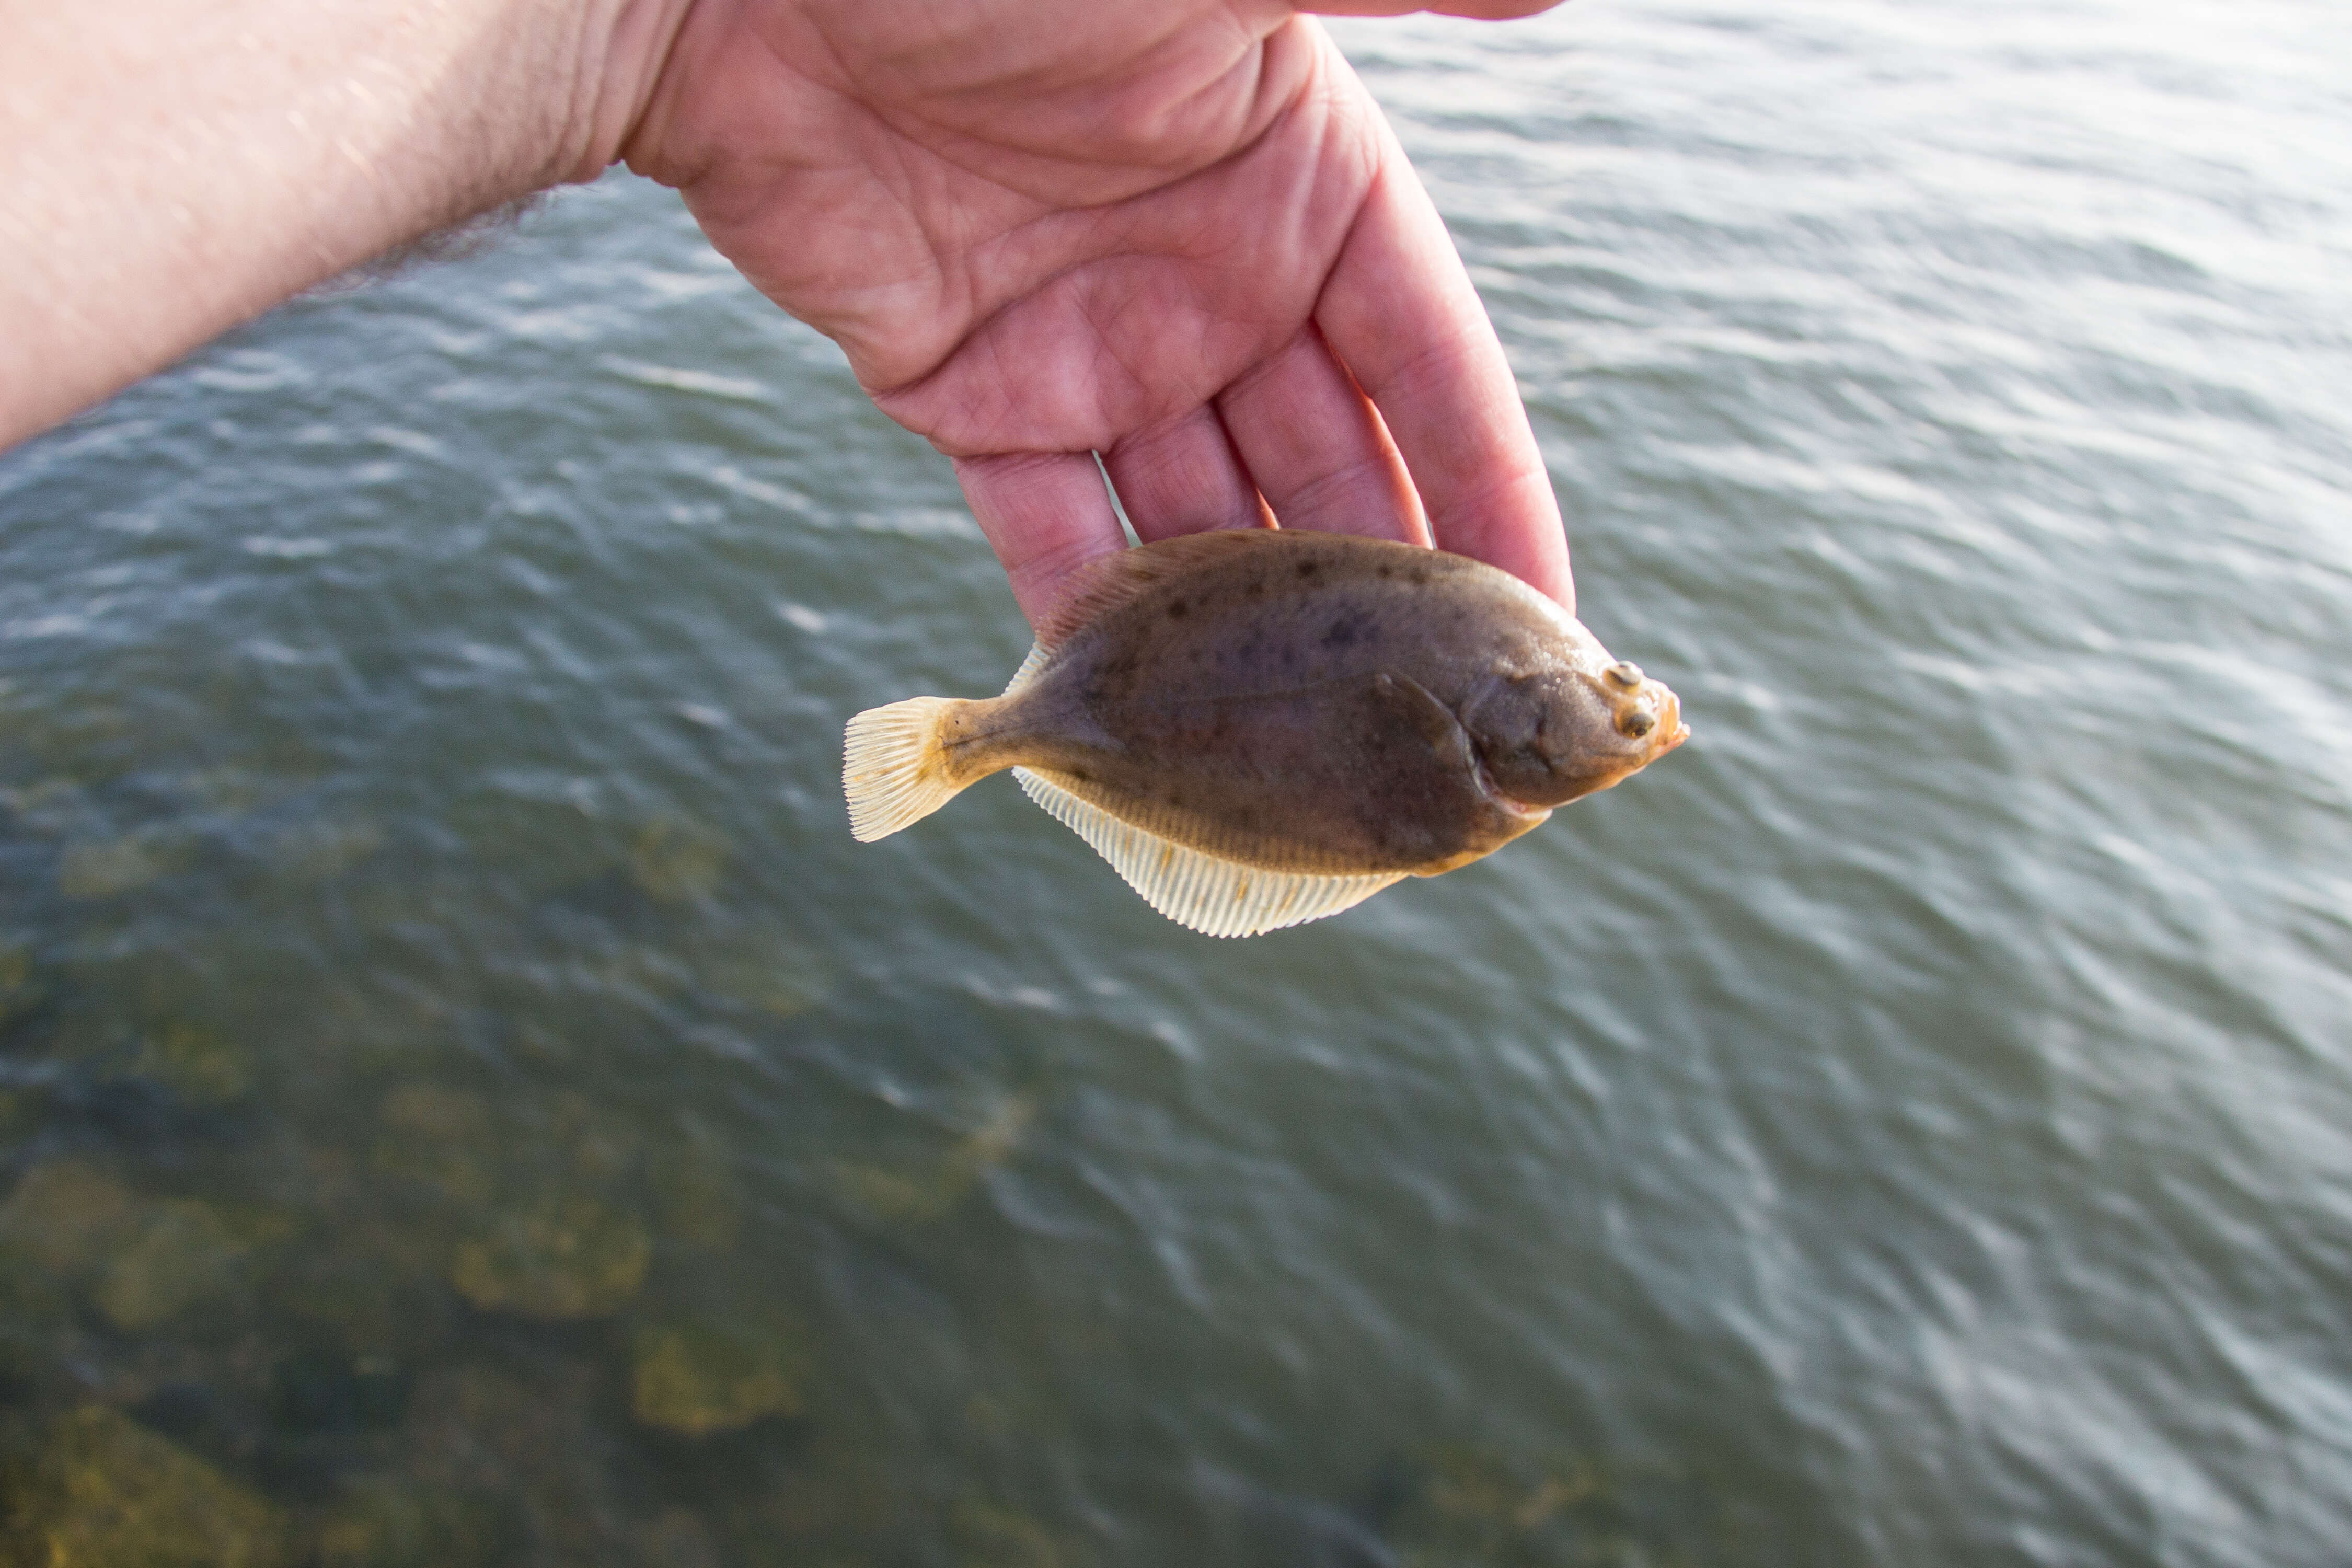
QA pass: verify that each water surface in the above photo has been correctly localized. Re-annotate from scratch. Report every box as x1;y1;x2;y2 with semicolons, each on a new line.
2;2;2348;1564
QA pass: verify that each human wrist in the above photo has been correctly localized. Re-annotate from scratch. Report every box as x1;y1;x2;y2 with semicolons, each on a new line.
560;0;705;186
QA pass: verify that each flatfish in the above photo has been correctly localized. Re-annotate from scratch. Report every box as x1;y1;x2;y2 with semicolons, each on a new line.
844;530;1688;937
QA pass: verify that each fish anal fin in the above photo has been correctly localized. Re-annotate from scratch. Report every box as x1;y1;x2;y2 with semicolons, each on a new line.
1014;769;1403;938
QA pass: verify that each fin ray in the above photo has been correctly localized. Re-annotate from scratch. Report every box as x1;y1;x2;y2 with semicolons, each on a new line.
1014;768;1402;938
1001;641;1051;696
1032;531;1272;651
843;696;964;841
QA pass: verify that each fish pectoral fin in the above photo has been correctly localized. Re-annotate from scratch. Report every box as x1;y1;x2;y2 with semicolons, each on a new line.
1370;672;1474;763
1014;769;1404;939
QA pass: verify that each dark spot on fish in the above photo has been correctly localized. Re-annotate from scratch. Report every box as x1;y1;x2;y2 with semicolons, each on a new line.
1167;599;1187;619
1297;561;1318;579
1321;615;1363;650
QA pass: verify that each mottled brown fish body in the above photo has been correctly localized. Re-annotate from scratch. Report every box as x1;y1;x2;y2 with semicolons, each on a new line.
845;531;1687;936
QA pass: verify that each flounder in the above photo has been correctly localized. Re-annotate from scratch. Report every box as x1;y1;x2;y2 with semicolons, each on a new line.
844;529;1688;937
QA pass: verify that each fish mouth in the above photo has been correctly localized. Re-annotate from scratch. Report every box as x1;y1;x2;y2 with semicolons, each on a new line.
1472;754;1553;822
1655;692;1691;754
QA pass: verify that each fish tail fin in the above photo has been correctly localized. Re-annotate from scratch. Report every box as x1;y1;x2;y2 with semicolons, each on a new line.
843;696;969;841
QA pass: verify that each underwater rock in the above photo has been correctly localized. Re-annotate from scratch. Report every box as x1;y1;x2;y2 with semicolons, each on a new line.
696;927;831;1018
443;793;620;898
832;1097;1035;1226
398;1366;551;1490
56;837;159;899
950;1495;1076;1568
628;1315;805;1437
309;983;453;1077
268;816;384;883
96;1198;248;1332
448;1190;650;1320
1377;1442;1688;1568
399;1363;624;1563
132;1021;254;1103
179;764;270;815
577;941;696;1006
633;1508;723;1568
372;1085;499;1207
1422;1444;1599;1529
546;1088;640;1185
311;1479;514;1568
375;1082;660;1320
645;1132;743;1253
0;945;40;1023
0;1267;76;1388
57;832;193;900
831;1160;966;1225
267;1346;411;1437
630;816;729;903
274;1227;454;1359
714;1422;902;1546
0;1163;136;1385
951;1097;1036;1177
0;1159;137;1278
0;776;90;836
1;1404;291;1568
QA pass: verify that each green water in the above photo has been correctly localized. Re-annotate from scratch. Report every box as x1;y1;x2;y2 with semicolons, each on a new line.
3;2;2348;1564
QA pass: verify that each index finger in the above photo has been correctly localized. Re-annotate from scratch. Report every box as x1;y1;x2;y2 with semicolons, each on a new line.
953;451;1125;630
1310;62;1574;613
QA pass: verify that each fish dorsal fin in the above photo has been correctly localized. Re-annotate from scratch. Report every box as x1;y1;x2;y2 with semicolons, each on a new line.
1013;768;1404;938
1032;530;1271;651
1000;640;1051;696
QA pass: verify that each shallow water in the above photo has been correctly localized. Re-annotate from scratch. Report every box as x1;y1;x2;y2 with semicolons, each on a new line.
3;1;2348;1563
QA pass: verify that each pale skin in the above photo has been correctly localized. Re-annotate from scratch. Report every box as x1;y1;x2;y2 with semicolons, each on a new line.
0;0;1574;628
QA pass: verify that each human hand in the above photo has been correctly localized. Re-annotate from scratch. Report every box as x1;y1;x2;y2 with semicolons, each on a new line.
621;0;1574;626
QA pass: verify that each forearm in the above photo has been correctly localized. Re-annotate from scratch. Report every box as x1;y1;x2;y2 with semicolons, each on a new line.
0;0;691;448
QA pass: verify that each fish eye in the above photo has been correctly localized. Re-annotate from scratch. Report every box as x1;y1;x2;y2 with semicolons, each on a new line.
1605;661;1644;690
1620;708;1656;739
